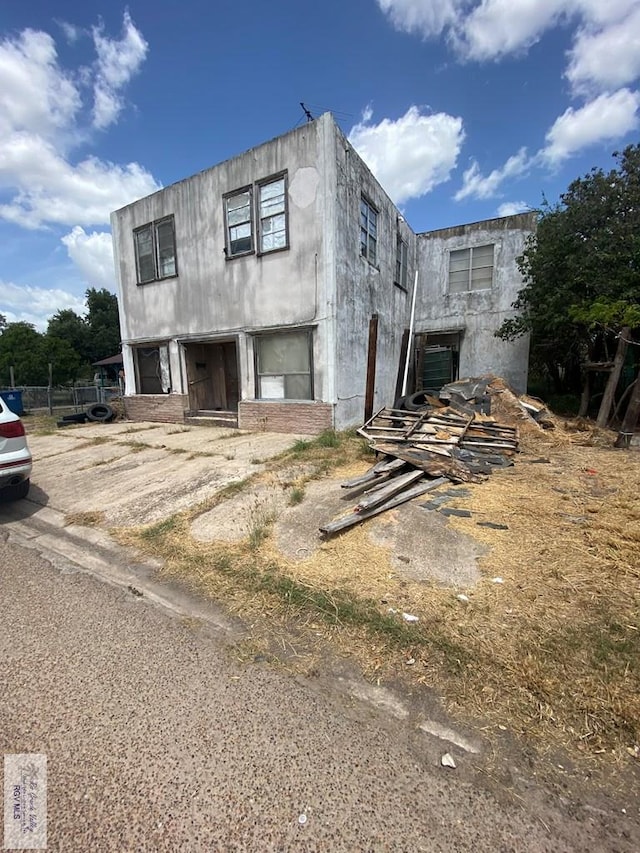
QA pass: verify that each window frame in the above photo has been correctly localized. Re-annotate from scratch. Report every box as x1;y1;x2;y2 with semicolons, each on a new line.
395;235;408;290
360;196;378;266
133;343;172;394
448;244;494;293
257;172;289;256
253;329;314;401
223;185;254;258
133;215;178;285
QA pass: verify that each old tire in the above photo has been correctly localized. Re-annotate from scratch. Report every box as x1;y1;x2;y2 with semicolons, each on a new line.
403;391;431;411
86;403;115;423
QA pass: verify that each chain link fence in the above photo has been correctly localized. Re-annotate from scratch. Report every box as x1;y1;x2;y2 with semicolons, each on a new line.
7;385;122;414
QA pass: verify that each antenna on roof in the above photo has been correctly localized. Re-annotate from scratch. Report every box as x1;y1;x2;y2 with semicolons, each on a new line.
300;102;314;122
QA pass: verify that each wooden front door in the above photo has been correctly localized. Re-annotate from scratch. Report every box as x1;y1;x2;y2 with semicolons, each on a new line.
185;342;239;412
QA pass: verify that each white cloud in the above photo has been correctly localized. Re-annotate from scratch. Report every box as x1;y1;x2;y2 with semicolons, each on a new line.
454;148;529;201
348;105;464;204
0;281;86;331
0;133;160;229
566;6;640;95
496;201;530;217
378;1;640;92
542;89;640;164
0;16;159;230
376;0;463;39
57;20;81;44
61;227;116;292
0;28;80;143
458;0;571;61
92;11;148;129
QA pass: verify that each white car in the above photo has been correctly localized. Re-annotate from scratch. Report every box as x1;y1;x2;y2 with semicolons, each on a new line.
0;396;32;500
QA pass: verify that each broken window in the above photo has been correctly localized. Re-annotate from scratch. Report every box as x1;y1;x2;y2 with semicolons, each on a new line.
258;176;287;253
134;216;177;284
255;330;312;400
225;188;253;256
448;244;494;293
135;345;171;394
395;236;408;289
360;197;378;265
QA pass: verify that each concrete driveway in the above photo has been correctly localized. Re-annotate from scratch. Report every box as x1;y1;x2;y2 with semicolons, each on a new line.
22;422;308;526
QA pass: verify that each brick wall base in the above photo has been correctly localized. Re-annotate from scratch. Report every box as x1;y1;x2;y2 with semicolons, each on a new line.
238;401;333;434
123;394;189;424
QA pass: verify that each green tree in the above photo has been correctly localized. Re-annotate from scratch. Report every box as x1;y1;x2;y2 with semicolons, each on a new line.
0;322;47;385
85;288;120;362
42;335;82;384
47;309;91;363
497;144;640;415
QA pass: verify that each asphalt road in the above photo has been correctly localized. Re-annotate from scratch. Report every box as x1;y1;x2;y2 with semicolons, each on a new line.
0;533;633;852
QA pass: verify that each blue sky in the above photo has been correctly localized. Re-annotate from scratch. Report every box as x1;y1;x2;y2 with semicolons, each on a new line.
1;0;639;329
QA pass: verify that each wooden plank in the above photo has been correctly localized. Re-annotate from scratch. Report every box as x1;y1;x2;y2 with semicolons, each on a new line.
402;408;432;440
370;445;482;483
373;441;453;459
373;456;407;473
320;477;449;535
356;469;425;511
364;313;379;422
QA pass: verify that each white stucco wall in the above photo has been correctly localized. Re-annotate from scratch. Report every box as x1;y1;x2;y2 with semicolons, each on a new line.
414;214;536;394
111;116;337;404
331;125;413;428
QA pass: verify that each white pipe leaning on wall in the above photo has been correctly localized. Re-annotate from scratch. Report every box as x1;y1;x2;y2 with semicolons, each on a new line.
401;270;419;398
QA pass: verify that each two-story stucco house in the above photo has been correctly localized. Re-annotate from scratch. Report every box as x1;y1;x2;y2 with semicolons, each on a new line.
111;112;535;433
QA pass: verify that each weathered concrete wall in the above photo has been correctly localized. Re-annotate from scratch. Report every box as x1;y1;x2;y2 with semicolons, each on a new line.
332;125;413;428
415;214;535;393
112;115;337;405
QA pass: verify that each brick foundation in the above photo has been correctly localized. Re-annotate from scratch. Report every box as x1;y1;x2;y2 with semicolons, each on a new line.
123;394;189;424
238;401;333;434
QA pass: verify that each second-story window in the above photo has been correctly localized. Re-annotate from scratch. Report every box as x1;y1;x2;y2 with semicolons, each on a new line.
360;197;378;265
134;216;177;284
395;237;408;289
448;244;494;293
258;176;287;253
225;188;253;256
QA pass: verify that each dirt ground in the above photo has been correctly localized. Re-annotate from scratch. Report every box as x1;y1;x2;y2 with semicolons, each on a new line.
14;412;640;844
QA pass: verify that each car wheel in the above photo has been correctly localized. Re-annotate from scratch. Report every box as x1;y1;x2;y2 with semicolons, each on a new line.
86;403;115;423
2;478;30;501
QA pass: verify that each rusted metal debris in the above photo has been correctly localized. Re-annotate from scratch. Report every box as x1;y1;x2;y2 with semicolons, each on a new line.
319;405;518;537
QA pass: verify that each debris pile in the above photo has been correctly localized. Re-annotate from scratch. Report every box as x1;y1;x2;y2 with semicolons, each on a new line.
320;377;523;536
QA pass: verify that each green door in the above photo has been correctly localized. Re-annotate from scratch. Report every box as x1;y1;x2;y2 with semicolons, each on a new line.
422;346;454;394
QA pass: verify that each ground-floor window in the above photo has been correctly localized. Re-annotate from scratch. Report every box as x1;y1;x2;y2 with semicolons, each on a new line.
255;330;313;400
135;345;171;394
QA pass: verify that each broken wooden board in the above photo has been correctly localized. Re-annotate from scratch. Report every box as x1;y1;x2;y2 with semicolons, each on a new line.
371;444;484;484
320;477;448;536
356;468;425;512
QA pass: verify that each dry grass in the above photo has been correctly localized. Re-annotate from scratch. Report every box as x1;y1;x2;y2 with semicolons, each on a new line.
66;510;106;527
113;419;640;767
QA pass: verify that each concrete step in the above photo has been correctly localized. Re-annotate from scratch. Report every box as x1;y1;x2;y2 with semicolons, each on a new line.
184;410;238;429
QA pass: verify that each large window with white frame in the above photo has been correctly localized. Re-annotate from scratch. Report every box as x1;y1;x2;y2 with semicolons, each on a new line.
134;216;177;284
258;175;288;253
255;330;312;400
448;244;494;293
